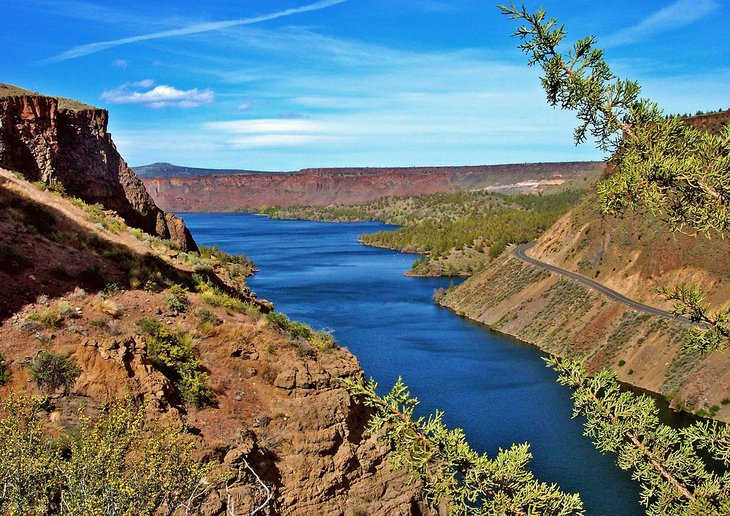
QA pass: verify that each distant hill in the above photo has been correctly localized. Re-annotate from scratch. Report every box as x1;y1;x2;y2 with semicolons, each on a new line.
139;161;605;211
134;162;282;178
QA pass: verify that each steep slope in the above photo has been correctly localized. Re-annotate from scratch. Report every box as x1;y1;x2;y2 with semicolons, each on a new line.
0;168;431;514
140;161;604;211
440;186;730;421
0;84;196;251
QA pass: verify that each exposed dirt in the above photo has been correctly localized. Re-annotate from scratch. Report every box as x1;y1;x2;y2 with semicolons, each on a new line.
0;169;433;515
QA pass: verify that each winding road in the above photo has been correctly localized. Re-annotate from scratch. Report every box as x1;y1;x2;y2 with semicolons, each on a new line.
512;242;693;325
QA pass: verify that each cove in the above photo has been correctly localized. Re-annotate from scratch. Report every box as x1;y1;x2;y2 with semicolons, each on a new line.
183;212;643;515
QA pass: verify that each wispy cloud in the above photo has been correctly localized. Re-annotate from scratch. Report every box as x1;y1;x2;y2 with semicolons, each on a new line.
602;0;718;47
205;119;330;134
102;83;214;108
46;0;347;62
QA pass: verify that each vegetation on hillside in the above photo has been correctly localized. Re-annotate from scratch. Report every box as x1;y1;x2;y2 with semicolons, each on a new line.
0;394;213;515
263;189;585;276
344;4;730;514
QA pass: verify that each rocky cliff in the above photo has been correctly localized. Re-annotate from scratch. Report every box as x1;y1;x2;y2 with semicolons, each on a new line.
0;168;432;514
0;84;196;251
139;161;604;211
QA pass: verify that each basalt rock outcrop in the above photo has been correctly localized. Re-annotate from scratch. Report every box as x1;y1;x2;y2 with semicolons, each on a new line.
139;161;604;212
0;85;196;250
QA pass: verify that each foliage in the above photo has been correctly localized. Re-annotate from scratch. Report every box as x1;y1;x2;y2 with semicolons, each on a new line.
29;351;80;394
195;307;222;327
165;284;189;313
263;190;584;275
0;394;60;515
342;376;584;515
500;2;730;235
136;318;214;408
193;275;260;317
266;311;312;340
69;197;127;233
0;353;10;386
659;284;730;353
0;394;214;515
549;358;730;514
28;308;63;329
310;330;336;352
198;244;251;266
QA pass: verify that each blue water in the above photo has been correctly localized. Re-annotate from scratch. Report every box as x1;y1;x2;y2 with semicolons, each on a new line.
183;212;643;515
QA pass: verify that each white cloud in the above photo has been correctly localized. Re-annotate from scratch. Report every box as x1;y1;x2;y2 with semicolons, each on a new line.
237;102;252;111
45;0;348;62
205;119;329;134
112;59;128;68
102;84;214;108
229;134;326;148
129;79;155;88
602;0;718;47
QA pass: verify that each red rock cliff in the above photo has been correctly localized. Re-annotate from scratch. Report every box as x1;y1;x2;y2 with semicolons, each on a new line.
0;90;196;251
142;162;605;212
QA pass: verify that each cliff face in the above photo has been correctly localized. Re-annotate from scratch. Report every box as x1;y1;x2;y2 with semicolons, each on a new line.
0;168;432;514
140;162;604;211
0;90;196;251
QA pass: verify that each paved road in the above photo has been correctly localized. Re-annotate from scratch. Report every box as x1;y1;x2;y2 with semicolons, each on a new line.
512;242;694;326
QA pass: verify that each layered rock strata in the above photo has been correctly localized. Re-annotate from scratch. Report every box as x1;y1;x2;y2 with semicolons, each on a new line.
0;88;196;250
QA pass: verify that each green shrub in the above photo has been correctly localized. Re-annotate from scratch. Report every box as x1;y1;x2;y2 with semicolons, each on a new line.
28;309;62;329
0;395;60;514
0;394;213;515
58;300;80;320
0;353;10;385
29;351;80;394
165;284;189;313
266;312;312;339
137;319;214;408
195;307;222;326
310;330;336;352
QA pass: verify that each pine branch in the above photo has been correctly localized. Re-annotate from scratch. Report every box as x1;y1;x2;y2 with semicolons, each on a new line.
548;358;729;513
341;376;584;515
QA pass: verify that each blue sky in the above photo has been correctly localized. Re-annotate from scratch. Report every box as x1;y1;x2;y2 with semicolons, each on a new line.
2;0;728;170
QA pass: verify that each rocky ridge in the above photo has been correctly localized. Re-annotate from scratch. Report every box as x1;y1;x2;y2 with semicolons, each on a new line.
0;167;432;514
0;84;196;251
139;161;604;211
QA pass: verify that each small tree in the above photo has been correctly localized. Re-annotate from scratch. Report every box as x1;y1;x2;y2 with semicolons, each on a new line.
0;394;60;515
342;376;584;515
59;398;214;515
29;351;80;395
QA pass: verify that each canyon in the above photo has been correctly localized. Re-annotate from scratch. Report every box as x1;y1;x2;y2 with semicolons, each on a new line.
138;161;604;211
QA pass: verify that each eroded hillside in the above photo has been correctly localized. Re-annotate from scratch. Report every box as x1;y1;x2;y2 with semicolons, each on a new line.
440;186;730;421
0;168;431;514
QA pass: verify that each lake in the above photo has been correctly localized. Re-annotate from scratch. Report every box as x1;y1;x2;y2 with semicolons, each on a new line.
183;212;644;515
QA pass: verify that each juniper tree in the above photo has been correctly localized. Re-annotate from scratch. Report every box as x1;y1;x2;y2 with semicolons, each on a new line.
342;376;584;515
548;358;730;515
498;2;730;237
344;5;729;515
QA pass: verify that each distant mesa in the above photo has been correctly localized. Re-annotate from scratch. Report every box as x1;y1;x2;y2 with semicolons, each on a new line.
137;161;606;212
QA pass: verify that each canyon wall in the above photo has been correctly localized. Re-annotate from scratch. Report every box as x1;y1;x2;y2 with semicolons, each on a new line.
0;87;196;250
440;189;730;421
139;161;604;211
